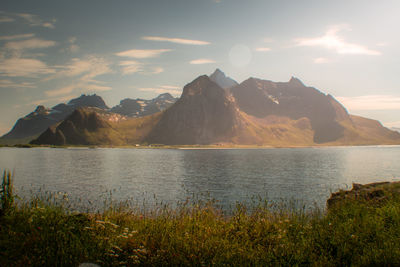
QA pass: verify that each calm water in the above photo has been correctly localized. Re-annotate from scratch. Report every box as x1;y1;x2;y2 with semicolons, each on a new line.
1;146;400;210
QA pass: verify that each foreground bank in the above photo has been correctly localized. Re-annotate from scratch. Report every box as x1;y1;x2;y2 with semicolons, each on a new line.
1;171;400;266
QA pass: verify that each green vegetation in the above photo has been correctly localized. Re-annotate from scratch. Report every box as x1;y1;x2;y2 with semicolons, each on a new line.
2;171;400;266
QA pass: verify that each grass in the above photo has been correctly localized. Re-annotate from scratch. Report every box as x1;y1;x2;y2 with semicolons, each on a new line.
2;171;400;266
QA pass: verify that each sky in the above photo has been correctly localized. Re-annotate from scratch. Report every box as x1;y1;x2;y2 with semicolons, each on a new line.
1;0;400;135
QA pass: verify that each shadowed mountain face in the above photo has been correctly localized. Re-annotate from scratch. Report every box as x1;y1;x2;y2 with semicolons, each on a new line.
146;75;240;145
31;108;123;146
111;93;177;117
231;77;347;143
1;94;108;141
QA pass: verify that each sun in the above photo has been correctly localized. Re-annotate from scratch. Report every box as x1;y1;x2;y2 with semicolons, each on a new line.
229;44;252;67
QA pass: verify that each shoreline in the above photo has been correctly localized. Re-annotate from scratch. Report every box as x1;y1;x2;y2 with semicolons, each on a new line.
2;144;400;149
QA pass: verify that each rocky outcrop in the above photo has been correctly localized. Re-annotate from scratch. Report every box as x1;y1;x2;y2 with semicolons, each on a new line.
327;182;400;209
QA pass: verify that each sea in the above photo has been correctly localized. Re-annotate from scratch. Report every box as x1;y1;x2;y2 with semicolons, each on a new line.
1;146;399;211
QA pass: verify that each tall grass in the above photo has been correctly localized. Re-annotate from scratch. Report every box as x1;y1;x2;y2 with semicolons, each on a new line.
1;170;14;214
1;171;400;266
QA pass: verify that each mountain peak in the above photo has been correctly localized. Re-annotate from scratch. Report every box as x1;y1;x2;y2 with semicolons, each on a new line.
182;75;215;97
34;105;47;113
154;93;174;100
209;68;238;89
288;76;305;87
211;68;224;75
68;94;109;109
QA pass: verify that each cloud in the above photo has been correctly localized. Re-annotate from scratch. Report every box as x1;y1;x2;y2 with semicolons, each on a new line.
66;36;79;53
255;47;271;52
5;38;56;51
16;13;56;29
150;67;164;74
45;85;76;97
0;33;34;41
42;22;55;29
0;57;55;77
30;94;78;106
68;37;77;43
0;17;15;23
119;60;143;75
45;82;112;97
68;44;79;53
45;55;112;97
118;61;164;75
189;58;216;64
313;57;332;64
295;25;381;56
263;38;275;43
51;56;112;81
142;36;210;45
139;85;181;96
0;79;36;89
115;49;172;58
336;95;400;111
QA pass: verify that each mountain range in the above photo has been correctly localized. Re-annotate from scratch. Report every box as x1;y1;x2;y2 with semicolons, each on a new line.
2;69;400;146
0;93;177;145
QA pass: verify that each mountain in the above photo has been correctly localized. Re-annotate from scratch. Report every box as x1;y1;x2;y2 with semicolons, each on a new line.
1;93;177;145
146;75;240;144
110;93;177;117
31;107;160;146
31;70;400;146
0;94;108;143
31;108;124;146
230;77;347;143
209;68;238;89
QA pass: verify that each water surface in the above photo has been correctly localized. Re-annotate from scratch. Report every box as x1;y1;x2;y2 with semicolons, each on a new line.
1;146;399;210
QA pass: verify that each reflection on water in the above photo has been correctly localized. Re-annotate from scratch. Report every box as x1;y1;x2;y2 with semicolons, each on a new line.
0;146;399;210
